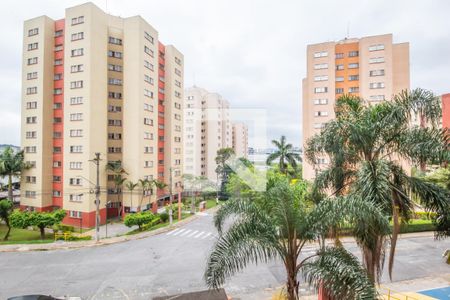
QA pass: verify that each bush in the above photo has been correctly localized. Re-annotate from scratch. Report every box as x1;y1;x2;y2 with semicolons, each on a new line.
124;211;155;230
399;219;436;233
159;212;169;223
53;224;75;233
142;216;161;231
67;235;92;241
414;211;437;220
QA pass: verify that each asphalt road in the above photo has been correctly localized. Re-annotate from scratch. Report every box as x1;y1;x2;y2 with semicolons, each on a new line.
0;213;448;300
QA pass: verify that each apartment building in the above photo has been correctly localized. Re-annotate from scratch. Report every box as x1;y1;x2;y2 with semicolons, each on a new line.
20;2;184;227
184;86;247;182
442;93;450;129
232;123;248;159
302;34;410;180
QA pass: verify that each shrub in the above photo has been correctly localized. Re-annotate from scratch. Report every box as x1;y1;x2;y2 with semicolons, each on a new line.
142;216;161;231
53;224;75;232
414;211;437;220
67;235;92;241
159;212;169;223
124;211;155;230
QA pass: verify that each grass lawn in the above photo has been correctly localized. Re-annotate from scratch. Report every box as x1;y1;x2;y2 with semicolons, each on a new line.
0;224;53;245
126;213;194;236
399;218;436;233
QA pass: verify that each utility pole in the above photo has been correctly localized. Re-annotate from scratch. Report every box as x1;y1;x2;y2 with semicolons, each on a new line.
92;153;101;242
169;167;173;225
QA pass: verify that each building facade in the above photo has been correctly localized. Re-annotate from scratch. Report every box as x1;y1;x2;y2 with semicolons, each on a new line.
21;2;184;227
302;34;410;180
184;86;247;182
232;123;248;159
442;93;450;129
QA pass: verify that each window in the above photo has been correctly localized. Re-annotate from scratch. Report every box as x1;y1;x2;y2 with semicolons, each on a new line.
313;51;328;58
71;64;84;73
335;76;344;82
108;105;121;112
370;82;385;89
175;91;181;98
55;44;63;51
313;99;328;105
108;147;122;153
53;132;62;138
144;60;154;71
70;162;82;170
69;194;83;203
70;97;83;105
108;133;122;140
71;32;84;41
108;119;122;126
314;63;328;70
144;118;153;126
26;116;37;124
144;132;153;140
349;87;359;93
69;178;82;186
174;102;181;109
70;211;82;218
369;57;384;64
175;57;182;65
53;190;61;197
109;37;122;45
369;95;385;101
174;137;181;142
314;111;328;117
54;59;63;66
144;31;154;44
348;51;359;57
25;191;36;198
335;53;344;59
53;161;62;168
144;89;154;98
53;147;62;153
53;175;61;182
369;44;385;51
54;88;62;95
27;57;38;65
317;158;328;165
314;87;328;93
144;75;154;84
347;75;358;81
336;88;344;94
54;117;62;123
313;123;324;129
144;103;153;111
54;73;63;80
175;80;182;87
369;69;385;77
70;80;83;89
70;145;83;153
28;28;39;36
26;131;37;139
314;75;328;82
27;72;38;80
108;50;123;58
26;101;37;109
108;78;122;85
144;46;154;57
108;64;122;72
144;146;153;153
71;48;83;57
71;16;84;25
27;42;38;51
70;129;83;137
108;92;122;99
348;63;359;69
144;161;153;168
336;64;344;70
26;87;37;95
175;68;182;76
55;30;63;37
25;146;37;153
70;113;83;121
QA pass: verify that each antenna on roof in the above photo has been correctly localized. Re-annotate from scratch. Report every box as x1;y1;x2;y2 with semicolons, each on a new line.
105;0;109;13
193;72;196;87
346;21;350;39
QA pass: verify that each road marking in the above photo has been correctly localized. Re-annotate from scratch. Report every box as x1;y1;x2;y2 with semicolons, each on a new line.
201;232;212;239
166;228;180;236
186;230;199;237
194;231;205;238
172;229;186;236
179;229;192;237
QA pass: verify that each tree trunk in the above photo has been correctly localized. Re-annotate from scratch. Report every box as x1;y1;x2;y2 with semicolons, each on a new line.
8;174;13;202
39;226;45;240
286;269;299;300
389;195;400;280
190;192;195;214
3;219;11;241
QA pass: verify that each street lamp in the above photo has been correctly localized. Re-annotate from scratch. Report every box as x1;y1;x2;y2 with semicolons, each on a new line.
105;200;111;238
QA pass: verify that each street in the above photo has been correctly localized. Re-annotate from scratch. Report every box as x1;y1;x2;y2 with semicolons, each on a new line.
0;213;448;299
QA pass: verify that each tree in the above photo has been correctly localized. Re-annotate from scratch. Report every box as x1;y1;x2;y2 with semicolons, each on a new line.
10;209;66;239
425;167;450;191
205;175;388;300
124;211;155;231
138;178;154;211
0;199;13;240
125;181;138;212
306;90;450;282
105;160;127;216
0;147;31;202
215;148;235;200
266;136;301;175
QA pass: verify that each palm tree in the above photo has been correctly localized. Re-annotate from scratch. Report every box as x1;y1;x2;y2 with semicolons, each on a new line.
105;160;127;216
306;90;450;282
153;179;168;210
138;178;154;211
125;181;138;212
425;167;450;191
205;176;388;300
266;136;301;174
0;147;30;201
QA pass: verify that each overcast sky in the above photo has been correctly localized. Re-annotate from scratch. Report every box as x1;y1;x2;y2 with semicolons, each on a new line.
1;0;449;148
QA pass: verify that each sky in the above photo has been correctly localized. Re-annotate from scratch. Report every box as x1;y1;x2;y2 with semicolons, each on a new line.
1;0;450;148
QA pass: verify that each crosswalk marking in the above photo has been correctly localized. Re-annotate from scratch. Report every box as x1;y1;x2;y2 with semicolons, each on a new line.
179;229;192;237
201;232;212;239
166;228;218;240
194;231;205;238
186;230;199;237
172;229;186;236
166;228;180;236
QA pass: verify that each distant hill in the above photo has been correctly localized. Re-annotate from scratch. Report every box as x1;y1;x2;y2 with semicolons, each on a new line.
0;144;20;152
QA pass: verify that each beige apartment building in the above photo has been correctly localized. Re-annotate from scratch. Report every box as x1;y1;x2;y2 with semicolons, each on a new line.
232;123;248;159
20;2;184;227
184;86;248;182
302;34;410;180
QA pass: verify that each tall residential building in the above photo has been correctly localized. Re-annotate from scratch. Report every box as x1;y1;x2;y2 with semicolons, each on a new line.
232;123;249;159
184;86;248;182
442;93;450;129
302;34;410;180
20;2;184;227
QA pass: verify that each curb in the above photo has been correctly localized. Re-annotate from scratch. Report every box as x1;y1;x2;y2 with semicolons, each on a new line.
0;207;218;253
